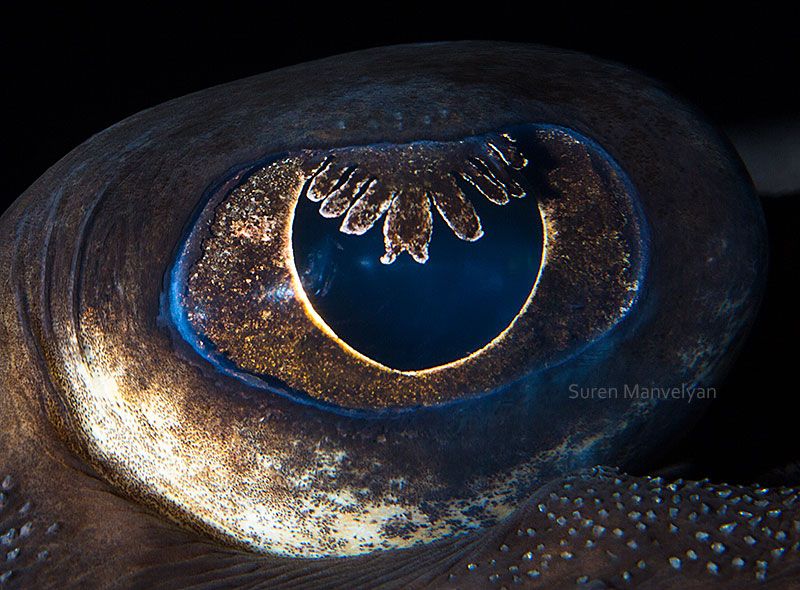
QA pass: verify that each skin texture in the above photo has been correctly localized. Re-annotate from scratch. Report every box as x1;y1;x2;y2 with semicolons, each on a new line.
1;42;797;587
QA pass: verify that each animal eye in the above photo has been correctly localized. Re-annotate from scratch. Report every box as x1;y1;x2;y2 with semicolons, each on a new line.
169;124;646;410
8;43;764;559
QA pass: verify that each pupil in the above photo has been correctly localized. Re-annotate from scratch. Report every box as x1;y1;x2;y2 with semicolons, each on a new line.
292;163;544;371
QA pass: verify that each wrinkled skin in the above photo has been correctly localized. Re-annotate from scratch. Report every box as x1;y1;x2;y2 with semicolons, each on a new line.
1;42;798;588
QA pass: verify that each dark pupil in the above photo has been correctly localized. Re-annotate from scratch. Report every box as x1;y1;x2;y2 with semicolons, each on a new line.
293;148;544;371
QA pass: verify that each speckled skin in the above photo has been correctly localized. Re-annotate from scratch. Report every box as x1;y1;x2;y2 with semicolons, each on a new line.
0;42;786;587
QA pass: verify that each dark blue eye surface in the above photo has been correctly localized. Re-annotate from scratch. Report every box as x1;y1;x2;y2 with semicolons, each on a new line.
294;193;542;370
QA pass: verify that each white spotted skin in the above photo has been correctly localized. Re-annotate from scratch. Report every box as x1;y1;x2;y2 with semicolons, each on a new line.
438;467;800;589
0;474;61;587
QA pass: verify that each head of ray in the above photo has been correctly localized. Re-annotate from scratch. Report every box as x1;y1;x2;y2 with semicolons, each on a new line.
1;43;764;565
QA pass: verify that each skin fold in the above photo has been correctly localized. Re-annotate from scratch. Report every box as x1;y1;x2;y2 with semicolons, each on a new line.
1;42;798;588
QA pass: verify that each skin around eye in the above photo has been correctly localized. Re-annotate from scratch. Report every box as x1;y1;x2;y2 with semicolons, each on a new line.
0;41;771;578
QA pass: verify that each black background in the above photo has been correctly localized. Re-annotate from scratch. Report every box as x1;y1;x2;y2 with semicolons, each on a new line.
2;3;798;483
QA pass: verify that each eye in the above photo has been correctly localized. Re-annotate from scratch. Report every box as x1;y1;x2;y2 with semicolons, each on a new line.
2;42;765;565
169;124;646;410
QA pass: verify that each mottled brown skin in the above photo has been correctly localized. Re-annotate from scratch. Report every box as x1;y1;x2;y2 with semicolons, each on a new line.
1;42;794;588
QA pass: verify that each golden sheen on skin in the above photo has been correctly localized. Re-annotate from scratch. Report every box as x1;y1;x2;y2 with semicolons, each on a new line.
1;42;797;588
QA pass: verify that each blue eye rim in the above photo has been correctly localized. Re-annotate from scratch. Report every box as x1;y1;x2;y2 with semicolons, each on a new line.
163;122;650;416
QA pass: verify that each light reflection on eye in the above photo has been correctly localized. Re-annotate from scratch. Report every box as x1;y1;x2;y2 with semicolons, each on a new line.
168;123;647;412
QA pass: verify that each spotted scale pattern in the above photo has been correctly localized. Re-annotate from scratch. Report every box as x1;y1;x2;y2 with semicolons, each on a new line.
0;473;61;587
438;467;800;588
